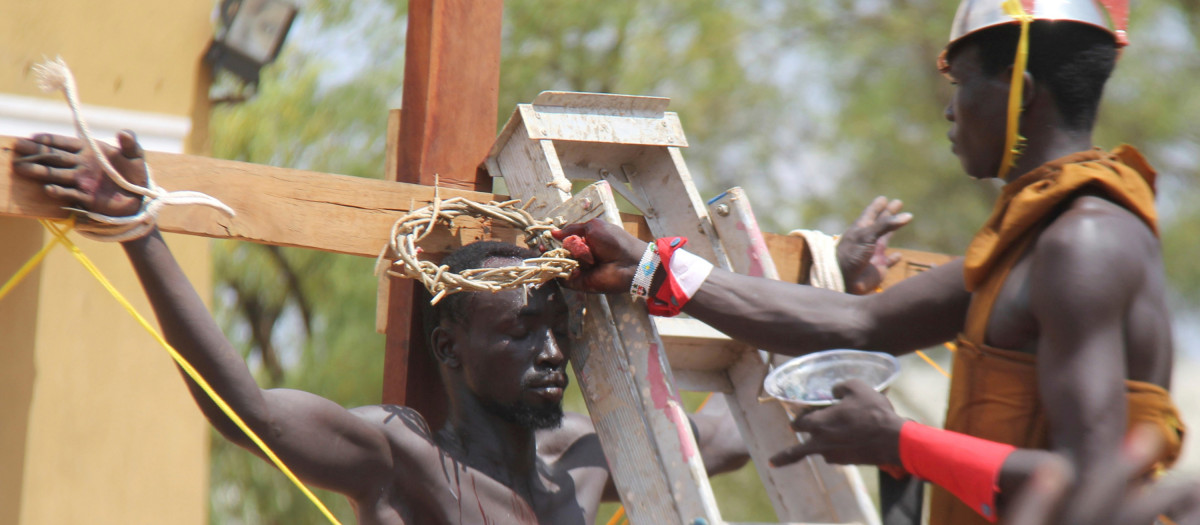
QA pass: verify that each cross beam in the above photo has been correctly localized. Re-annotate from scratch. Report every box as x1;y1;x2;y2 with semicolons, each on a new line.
0;131;949;309
0;139;949;281
1;135;862;275
0;137;520;258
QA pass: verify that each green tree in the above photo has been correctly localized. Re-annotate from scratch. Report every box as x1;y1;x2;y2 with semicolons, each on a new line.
204;1;1200;523
207;42;399;523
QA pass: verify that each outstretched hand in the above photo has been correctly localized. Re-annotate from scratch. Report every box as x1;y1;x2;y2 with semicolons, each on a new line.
769;379;905;468
838;196;912;294
12;131;148;218
552;219;648;294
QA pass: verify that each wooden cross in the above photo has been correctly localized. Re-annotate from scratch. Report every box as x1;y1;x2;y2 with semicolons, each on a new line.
0;0;950;425
0;3;953;518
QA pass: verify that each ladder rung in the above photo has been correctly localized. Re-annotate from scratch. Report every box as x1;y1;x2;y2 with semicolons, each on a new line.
655;317;752;392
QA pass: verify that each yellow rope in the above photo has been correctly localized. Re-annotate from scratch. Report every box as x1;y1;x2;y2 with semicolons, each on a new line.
915;350;949;379
604;506;627;525
997;0;1034;180
2;219;342;525
0;227;66;302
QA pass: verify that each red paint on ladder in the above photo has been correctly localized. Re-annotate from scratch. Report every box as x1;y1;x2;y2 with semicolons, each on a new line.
647;343;697;462
735;219;768;277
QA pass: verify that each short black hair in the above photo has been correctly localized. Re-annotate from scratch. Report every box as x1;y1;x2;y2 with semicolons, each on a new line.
949;20;1118;131
420;241;538;349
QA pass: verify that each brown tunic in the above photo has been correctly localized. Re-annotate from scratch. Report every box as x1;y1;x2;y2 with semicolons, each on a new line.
928;146;1186;525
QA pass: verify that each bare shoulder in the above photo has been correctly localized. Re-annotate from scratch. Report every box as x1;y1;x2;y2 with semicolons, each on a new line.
536;411;597;459
1030;194;1159;308
349;404;440;452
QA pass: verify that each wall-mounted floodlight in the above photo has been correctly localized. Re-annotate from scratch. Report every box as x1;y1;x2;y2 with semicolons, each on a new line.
204;0;297;86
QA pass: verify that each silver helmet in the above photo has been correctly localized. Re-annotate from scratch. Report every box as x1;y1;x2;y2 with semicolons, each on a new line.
947;0;1127;52
936;0;1129;179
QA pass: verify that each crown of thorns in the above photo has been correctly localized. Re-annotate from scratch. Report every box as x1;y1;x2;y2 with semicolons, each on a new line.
377;195;578;305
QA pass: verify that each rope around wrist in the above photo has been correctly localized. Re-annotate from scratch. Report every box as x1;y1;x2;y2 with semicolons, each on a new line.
375;188;580;305
33;57;235;242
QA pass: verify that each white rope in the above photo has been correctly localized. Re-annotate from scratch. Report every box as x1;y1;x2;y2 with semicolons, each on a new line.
790;229;844;292
33;57;235;242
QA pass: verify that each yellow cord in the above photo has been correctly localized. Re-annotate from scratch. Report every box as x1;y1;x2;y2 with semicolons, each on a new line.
915;350;950;379
604;506;627;525
2;219;342;525
0;227;65;302
997;0;1034;180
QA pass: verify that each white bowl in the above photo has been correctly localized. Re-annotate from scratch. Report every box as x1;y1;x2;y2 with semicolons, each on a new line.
763;349;901;410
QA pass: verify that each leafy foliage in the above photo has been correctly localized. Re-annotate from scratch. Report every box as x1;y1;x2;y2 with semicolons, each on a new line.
206;0;1200;523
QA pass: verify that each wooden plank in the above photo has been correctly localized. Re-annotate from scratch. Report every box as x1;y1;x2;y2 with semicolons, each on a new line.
492;125;572;218
394;0;501;189
881;247;956;290
385;0;503;412
376;109;405;334
494;128;723;521
0;137;518;258
517;104;687;146
0;135;945;279
532;91;672;116
655;317;740;393
709;188;880;525
0;134;826;275
546;183;693;524
628;146;726;264
767;232;811;284
655;317;741;373
671;369;734;394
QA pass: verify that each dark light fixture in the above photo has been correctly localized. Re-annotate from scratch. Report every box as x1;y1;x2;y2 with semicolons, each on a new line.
204;0;297;86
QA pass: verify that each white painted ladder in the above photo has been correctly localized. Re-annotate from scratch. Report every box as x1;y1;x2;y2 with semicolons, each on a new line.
485;91;879;525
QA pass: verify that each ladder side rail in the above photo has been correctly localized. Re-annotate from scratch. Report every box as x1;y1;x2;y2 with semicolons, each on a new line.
708;188;880;525
493;121;720;522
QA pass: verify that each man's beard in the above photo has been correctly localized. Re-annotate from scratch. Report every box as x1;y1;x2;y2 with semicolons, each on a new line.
483;398;564;430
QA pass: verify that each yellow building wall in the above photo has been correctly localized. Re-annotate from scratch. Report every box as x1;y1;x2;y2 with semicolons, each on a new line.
0;0;213;117
0;1;216;524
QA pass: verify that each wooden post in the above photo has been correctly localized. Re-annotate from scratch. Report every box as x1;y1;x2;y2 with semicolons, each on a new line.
382;0;505;428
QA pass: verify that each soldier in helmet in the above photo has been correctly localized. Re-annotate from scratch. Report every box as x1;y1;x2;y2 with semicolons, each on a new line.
553;0;1186;523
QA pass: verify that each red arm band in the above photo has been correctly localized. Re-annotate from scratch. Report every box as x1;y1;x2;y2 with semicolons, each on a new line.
899;421;1016;522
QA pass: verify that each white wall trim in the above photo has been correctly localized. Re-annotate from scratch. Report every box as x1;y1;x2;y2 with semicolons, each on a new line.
0;93;190;153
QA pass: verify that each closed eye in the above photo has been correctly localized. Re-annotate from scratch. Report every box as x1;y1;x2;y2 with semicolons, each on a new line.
552;323;569;340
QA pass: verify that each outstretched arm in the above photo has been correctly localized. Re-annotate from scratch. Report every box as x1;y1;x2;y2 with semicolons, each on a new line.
687;257;967;355
13;133;397;499
555;217;969;356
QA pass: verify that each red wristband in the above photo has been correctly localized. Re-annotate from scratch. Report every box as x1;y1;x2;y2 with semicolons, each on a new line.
899;421;1015;522
648;237;688;317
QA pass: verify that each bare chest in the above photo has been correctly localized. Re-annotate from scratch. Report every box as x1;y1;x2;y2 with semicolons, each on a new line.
982;252;1038;353
354;451;603;525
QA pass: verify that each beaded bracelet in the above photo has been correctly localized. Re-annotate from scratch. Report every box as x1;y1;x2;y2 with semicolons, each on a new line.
630;241;660;299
